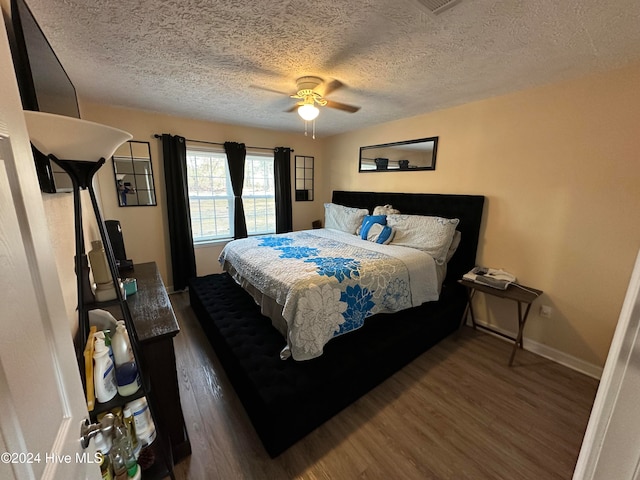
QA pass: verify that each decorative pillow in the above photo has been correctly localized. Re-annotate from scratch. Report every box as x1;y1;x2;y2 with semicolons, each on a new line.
360;215;387;240
365;223;395;244
386;214;460;264
373;204;400;216
324;203;369;235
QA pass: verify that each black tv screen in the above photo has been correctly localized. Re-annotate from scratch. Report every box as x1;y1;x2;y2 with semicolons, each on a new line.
10;0;80;192
11;0;80;118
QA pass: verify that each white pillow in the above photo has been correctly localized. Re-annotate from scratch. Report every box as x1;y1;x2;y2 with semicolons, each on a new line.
324;203;369;234
386;214;460;264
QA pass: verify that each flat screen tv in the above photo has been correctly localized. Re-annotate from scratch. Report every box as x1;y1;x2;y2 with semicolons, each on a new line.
10;0;79;192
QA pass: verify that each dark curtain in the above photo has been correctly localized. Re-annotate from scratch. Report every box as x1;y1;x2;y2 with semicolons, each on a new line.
224;142;248;239
274;147;293;233
161;134;196;291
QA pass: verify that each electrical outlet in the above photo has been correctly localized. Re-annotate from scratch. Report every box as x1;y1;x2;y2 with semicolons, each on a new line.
540;305;552;318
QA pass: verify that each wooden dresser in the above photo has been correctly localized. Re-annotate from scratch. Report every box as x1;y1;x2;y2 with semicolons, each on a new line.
126;262;191;464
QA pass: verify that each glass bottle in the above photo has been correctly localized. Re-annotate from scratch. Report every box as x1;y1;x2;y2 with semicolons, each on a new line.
112;416;138;479
123;406;140;456
109;443;127;480
94;432;113;480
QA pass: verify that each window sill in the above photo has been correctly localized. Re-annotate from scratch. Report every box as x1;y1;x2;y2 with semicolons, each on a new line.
194;238;232;248
193;231;276;249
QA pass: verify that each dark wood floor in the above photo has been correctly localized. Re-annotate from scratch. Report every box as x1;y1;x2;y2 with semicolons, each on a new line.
169;291;599;480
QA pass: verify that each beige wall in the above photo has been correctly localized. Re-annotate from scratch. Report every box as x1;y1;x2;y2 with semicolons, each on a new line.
80;104;326;289
323;61;640;369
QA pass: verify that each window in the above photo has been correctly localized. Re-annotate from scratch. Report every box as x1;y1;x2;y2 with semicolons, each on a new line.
186;147;275;243
242;155;276;235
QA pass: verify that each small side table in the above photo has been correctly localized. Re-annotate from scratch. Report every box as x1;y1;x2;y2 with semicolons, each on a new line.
458;279;543;366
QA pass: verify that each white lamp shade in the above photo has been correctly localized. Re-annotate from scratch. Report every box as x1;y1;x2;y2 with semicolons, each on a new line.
23;111;132;161
298;104;319;121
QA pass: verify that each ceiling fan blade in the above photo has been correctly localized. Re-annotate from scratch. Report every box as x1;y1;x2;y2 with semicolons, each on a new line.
284;104;298;113
317;79;343;97
324;99;360;113
249;84;292;96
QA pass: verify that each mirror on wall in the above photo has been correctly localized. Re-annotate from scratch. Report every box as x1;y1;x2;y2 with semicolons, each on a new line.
295;155;314;201
112;141;157;207
359;136;438;172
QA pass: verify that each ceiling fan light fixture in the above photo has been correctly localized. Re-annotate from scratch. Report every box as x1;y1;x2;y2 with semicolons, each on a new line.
298;103;319;121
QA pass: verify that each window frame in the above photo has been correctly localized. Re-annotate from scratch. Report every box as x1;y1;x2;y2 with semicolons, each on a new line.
186;145;276;245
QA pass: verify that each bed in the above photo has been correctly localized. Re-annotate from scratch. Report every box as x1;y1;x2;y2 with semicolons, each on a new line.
189;191;485;456
220;198;465;361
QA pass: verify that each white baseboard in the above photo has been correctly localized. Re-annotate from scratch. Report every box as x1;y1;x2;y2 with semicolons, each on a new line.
469;318;603;380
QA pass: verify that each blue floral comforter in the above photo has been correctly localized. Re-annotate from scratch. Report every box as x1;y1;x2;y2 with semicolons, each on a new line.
219;229;439;360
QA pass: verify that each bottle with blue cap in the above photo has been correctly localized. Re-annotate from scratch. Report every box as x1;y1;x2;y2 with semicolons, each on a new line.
110;320;141;397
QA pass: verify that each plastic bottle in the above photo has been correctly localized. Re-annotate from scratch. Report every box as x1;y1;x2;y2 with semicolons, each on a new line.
93;337;118;403
110;321;140;396
129;464;141;480
125;397;156;447
94;432;113;480
111;321;133;362
94;330;114;365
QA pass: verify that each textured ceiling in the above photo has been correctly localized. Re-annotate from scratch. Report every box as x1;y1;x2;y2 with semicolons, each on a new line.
22;0;640;138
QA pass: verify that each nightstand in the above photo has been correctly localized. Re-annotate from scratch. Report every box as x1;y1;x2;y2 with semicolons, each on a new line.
458;279;543;366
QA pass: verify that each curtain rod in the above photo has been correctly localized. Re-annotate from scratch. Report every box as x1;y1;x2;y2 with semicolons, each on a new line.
153;134;292;152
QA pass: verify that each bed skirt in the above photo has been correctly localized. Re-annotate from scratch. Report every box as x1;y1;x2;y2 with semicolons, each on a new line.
188;272;466;457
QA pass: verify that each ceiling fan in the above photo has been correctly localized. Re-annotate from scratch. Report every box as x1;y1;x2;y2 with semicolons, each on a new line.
252;76;361;121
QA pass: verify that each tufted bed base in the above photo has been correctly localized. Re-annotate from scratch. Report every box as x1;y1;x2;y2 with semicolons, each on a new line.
188;191;485;457
189;272;466;457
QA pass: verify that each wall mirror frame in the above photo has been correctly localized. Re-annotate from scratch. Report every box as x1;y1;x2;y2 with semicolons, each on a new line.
112;140;157;207
295;155;314;201
359;136;438;172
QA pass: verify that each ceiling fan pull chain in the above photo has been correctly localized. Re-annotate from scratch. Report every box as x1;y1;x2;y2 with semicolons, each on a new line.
304;120;308;137
312;119;316;140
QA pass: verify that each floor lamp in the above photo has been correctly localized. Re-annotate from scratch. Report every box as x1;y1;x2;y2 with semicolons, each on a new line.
23;111;176;478
23;111;132;372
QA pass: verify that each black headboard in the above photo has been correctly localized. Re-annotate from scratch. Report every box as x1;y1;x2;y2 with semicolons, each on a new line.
332;191;485;284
